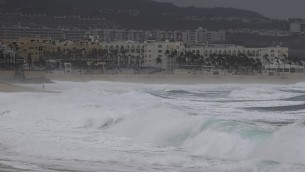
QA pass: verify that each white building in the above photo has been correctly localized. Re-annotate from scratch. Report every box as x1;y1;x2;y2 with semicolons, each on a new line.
290;22;305;33
97;41;288;70
99;41;145;67
186;44;288;68
0;43;20;65
182;28;225;44
97;40;186;69
143;40;185;69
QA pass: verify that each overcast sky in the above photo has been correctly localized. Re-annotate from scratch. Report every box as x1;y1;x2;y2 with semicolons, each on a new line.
155;0;305;19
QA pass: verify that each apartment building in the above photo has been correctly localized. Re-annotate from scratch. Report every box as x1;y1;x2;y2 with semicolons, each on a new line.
0;26;220;43
186;44;289;67
289;18;305;33
2;37;54;62
0;27;65;40
290;22;305;33
182;28;226;44
0;43;24;68
143;41;185;69
2;36;289;70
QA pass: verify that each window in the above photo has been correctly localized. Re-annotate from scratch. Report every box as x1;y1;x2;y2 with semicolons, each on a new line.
158;45;162;48
158;50;162;53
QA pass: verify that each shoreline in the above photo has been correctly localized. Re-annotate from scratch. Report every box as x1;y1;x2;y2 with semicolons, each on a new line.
46;73;305;85
2;73;305;92
0;82;58;93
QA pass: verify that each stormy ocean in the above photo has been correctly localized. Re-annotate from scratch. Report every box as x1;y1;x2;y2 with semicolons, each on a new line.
1;81;305;172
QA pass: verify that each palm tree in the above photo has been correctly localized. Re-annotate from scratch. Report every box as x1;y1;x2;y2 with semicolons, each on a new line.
27;54;32;70
282;54;288;75
156;57;162;71
176;52;186;68
263;54;270;72
0;49;4;69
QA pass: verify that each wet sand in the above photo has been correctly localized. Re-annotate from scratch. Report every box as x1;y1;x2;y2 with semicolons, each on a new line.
2;74;305;93
0;82;57;93
46;74;305;85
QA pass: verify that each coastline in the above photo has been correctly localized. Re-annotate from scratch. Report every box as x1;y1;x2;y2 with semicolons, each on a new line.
0;82;57;93
2;72;305;93
45;73;305;85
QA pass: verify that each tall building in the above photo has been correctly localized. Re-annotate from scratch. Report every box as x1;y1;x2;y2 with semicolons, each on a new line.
290;22;305;33
289;18;305;33
187;44;289;68
182;28;225;44
143;41;185;69
2;36;288;70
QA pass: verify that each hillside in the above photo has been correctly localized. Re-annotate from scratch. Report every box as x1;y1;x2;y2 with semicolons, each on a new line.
2;0;264;18
0;0;272;30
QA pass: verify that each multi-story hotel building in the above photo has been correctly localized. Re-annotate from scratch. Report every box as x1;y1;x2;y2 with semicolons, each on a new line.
143;41;185;69
186;44;289;67
1;37;289;70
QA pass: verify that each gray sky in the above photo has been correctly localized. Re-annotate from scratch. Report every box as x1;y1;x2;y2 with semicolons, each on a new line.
155;0;305;19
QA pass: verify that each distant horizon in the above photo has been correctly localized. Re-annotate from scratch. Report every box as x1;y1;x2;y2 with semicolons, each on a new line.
155;0;305;19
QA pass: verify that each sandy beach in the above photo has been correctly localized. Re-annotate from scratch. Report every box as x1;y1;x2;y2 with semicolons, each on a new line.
2;72;305;92
0;82;32;92
0;82;57;93
45;73;305;85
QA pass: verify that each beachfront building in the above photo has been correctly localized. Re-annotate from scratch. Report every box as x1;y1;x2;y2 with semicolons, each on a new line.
143;40;185;69
1;37;292;72
1;37;55;63
186;44;289;68
0;42;24;69
98;41;145;68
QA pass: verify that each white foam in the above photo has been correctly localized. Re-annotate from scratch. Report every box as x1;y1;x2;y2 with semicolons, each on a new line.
1;81;305;171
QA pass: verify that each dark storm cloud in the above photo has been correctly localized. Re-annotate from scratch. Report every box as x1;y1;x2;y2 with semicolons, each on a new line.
155;0;305;19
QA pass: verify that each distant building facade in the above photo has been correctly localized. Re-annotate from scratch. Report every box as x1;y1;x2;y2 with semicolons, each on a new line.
289;18;305;33
143;41;185;69
182;28;226;44
0;26;224;43
1;37;289;70
290;23;305;33
0;42;23;69
186;44;289;68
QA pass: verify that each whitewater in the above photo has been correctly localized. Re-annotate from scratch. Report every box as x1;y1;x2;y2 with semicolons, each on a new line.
1;81;305;172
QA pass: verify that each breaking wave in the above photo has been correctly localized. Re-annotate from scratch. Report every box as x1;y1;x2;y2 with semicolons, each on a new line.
1;81;305;171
